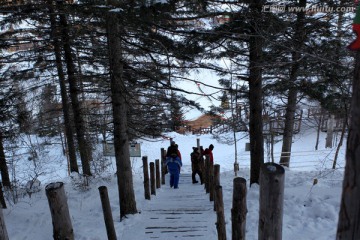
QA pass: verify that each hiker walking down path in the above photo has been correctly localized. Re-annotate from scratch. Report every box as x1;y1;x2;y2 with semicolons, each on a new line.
166;141;182;189
191;147;203;184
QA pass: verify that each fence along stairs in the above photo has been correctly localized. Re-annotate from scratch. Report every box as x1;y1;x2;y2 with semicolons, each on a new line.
121;174;217;239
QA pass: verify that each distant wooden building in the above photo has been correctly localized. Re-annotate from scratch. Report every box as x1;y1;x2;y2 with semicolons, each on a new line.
177;114;223;134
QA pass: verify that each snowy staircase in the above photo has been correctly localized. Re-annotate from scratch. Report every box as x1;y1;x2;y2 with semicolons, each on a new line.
121;174;217;240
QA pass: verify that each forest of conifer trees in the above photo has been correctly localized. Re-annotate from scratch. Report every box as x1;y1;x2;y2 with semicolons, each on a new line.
0;0;359;237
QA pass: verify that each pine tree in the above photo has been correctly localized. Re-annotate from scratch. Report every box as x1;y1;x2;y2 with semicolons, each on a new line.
106;5;138;219
279;0;307;167
36;84;60;137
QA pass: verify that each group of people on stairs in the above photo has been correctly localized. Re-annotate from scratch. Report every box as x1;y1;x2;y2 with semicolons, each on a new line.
165;140;214;189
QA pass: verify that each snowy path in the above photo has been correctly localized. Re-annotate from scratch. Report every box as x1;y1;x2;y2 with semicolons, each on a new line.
121;174;218;240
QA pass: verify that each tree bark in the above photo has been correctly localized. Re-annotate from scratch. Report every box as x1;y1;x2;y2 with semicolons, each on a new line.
107;11;137;219
0;183;6;209
0;206;8;240
58;1;92;176
279;0;306;167
248;0;265;185
48;1;78;173
325;114;335;148
315;110;323;151
332;118;346;169
0;132;10;188
280;87;298;167
336;51;360;239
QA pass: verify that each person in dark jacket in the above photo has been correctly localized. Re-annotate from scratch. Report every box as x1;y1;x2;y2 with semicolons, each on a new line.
167;141;180;159
166;141;182;188
191;147;203;184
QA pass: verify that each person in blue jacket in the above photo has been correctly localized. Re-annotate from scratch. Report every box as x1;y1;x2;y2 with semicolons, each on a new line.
166;141;182;189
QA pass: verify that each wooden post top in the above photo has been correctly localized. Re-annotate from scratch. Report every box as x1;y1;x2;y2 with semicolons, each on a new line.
45;182;63;191
261;162;285;175
233;177;247;185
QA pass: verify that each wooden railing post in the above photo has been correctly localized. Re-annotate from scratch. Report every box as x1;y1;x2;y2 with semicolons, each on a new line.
45;182;74;240
232;177;247;240
258;162;285;240
214;164;220;186
161;148;166;185
209;160;214;202
150;162;156;196
98;186;117;240
142;156;150;200
155;159;161;189
213;164;220;211
215;185;226;240
200;145;204;173
205;155;210;193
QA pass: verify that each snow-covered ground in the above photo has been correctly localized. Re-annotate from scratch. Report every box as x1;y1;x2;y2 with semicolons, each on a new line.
3;128;345;239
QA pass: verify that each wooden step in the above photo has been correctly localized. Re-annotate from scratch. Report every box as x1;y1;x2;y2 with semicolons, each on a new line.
121;174;217;239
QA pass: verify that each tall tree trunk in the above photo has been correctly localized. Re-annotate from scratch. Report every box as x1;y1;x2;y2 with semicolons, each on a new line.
325;114;335;148
248;1;265;186
0;132;10;188
58;1;92;176
0;206;8;240
328;1;346;151
280;89;298;167
336;51;360;239
279;0;306;167
332;117;346;169
48;1;78;173
315;110;323;151
107;11;137;219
